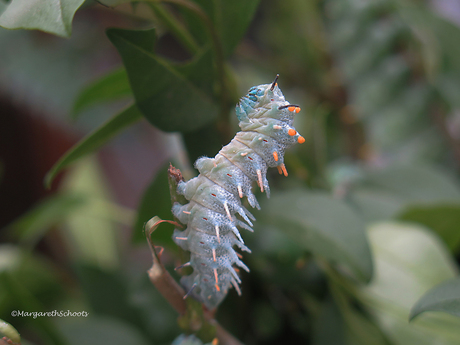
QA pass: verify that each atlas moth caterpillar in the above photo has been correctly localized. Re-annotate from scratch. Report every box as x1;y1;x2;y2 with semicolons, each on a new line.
172;75;305;309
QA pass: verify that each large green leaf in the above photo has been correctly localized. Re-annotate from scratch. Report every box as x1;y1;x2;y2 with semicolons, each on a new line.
410;277;460;321
399;204;460;253
363;165;460;203
45;103;142;188
106;28;218;132
348;164;460;222
72;67;132;116
357;222;460;345
0;0;85;37
259;190;373;282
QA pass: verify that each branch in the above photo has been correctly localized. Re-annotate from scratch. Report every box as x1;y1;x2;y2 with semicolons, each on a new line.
145;165;245;345
146;217;187;314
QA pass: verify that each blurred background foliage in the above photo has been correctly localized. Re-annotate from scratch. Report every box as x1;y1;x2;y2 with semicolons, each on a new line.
1;0;460;344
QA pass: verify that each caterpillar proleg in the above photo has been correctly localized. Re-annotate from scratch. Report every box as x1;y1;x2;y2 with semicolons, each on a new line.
172;75;304;309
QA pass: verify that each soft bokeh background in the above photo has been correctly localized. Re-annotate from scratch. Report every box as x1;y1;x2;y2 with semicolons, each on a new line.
1;0;460;344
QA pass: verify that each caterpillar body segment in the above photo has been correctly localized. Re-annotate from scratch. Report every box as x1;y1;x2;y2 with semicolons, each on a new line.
172;76;303;309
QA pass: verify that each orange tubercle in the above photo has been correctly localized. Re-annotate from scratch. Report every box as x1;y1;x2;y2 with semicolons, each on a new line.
215;284;220;292
273;151;279;161
212;338;219;345
298;136;305;144
295;107;301;113
281;164;288;177
288;106;296;112
277;166;283;175
288;129;296;136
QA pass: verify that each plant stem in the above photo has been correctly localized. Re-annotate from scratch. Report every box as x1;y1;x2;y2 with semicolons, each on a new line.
146;166;244;345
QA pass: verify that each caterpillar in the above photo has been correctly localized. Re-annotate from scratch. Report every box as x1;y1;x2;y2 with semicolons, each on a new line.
172;75;304;309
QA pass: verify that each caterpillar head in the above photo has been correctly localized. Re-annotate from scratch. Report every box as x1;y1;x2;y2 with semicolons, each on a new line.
236;75;288;122
247;74;278;99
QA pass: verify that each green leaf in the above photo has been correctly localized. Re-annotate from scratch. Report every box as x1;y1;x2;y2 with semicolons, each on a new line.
349;164;460;222
72;67;132;117
45;103;142;188
132;163;175;248
106;28;218;132
7;194;86;246
399;204;460;253
348;188;406;222
357;222;460;344
259;190;373;282
174;47;215;96
0;0;85;37
410;277;460;321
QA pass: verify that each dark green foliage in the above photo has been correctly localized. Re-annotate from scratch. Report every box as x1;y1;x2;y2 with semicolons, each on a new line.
72;68;132;117
259;191;373;282
106;28;219;133
2;0;460;344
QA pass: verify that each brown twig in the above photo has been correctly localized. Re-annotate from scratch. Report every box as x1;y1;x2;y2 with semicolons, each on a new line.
145;217;244;344
145;165;245;345
146;217;187;314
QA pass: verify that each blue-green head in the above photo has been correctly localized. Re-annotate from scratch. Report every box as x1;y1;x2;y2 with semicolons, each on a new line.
235;75;284;122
